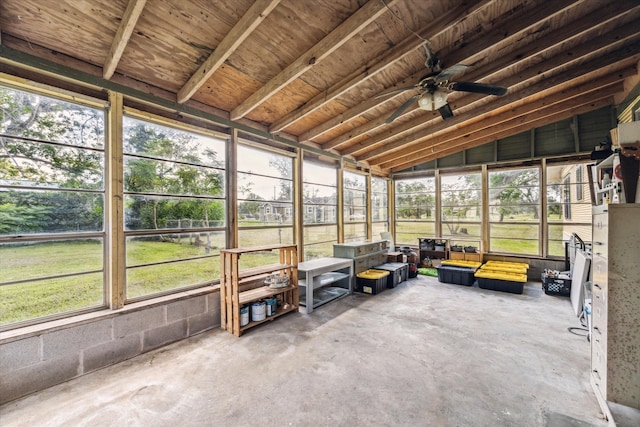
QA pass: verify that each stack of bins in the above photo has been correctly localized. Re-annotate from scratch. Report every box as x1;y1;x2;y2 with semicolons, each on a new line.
474;261;529;294
373;262;408;288
436;260;482;286
355;269;389;295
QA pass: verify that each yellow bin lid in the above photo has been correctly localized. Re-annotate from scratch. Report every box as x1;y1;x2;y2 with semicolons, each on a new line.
441;260;482;269
483;260;529;269
474;269;527;283
357;269;390;279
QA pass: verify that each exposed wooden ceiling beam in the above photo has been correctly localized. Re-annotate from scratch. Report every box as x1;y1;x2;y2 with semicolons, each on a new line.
230;0;397;121
103;0;147;79
391;96;614;172
268;0;491;133
317;0;581;151
358;38;640;162
379;81;625;170
177;0;281;104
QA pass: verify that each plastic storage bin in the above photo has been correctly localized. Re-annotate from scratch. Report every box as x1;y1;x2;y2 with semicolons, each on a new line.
436;266;477;286
475;270;526;294
541;274;571;296
373;262;407;288
355;269;389;295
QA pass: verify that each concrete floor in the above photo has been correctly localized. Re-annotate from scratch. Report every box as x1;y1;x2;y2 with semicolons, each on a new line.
0;275;607;427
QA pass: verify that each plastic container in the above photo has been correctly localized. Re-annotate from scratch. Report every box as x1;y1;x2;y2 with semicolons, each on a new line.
373;263;407;288
355;269;389;295
475;270;526;294
436;266;476;286
541;274;571;296
441;260;482;269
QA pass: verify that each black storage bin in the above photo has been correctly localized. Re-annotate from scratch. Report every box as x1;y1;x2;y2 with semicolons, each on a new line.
477;278;524;294
436;266;476;286
541;275;571;296
355;270;389;295
373;263;407;288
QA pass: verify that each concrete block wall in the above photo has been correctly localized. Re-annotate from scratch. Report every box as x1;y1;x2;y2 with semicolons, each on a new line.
0;290;220;405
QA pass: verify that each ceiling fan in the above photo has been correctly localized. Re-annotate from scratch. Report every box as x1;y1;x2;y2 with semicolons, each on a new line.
378;44;508;123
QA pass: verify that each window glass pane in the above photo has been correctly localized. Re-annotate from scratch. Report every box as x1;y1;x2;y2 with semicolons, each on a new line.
371;176;388;222
124;195;225;231
395;177;435;246
1;273;104;326
0;189;104;235
344;171;367;225
124;158;224;197
0;84;106;327
440;173;481;239
546;163;592;258
0;239;103;283
237;144;293;246
304;225;338;260
238;227;294;247
126;232;224;266
127;258;218;299
488;168;540;255
123;119;224;168
304;162;337;259
344;222;366;242
123;115;225;299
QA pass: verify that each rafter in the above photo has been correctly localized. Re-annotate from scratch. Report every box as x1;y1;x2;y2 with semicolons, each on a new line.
103;0;147;79
268;0;491;133
321;1;638;154
380;81;625;171
375;69;634;169
230;0;397;121
177;0;281;104
358;37;640;163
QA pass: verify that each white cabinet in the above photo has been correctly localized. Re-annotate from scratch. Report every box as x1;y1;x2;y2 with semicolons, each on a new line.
298;257;353;314
590;204;640;421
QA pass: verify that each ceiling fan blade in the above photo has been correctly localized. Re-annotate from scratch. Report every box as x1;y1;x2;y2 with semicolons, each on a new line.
375;86;417;99
438;103;454;120
435;64;469;82
450;81;507;96
386;95;419;123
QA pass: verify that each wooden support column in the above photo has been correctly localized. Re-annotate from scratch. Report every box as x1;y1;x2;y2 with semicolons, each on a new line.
106;91;125;309
337;165;344;243
366;172;372;241
540;159;548;257
435;169;442;238
226;128;238;249
294;149;304;260
481;165;489;255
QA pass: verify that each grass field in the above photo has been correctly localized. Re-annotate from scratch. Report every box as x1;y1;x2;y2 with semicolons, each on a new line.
1;221;569;326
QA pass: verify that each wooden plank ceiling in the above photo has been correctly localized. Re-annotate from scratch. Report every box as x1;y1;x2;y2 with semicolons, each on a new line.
1;0;639;175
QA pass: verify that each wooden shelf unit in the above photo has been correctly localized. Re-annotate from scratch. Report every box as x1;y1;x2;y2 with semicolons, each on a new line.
418;238;449;263
220;244;298;337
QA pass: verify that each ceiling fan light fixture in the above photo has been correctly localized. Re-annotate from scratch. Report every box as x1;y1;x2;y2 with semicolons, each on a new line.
418;91;448;111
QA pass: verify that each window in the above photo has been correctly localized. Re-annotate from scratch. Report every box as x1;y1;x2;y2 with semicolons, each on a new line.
563;175;571;220
237;144;293;247
546;163;592;257
576;166;583;201
123;115;226;300
440;173;482;247
394;177;436;246
371;176;389;240
0;85;106;327
343;171;367;242
303;161;338;260
488;167;540;255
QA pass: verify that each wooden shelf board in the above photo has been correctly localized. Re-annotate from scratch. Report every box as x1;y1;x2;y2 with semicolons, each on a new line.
239;285;295;304
237;263;294;280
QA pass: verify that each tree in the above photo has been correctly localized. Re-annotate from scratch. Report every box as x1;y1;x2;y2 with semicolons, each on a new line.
1;87;105;234
490;169;540;221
